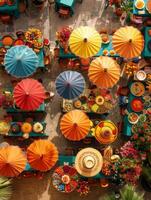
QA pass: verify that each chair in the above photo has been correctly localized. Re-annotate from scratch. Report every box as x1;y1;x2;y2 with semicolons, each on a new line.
0;15;12;24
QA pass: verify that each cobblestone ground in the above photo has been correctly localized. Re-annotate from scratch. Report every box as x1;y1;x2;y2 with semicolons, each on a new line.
0;0;150;199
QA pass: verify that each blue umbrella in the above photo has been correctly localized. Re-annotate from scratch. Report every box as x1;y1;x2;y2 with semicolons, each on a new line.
4;45;39;78
55;71;85;99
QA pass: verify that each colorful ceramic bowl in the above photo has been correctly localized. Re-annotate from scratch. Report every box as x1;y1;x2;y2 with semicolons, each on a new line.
131;98;144;112
130;82;145;97
128;112;139;124
136;70;146;81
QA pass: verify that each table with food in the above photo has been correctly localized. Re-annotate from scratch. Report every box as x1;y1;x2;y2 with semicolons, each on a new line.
0;28;51;68
123;77;151;136
61;89;117;115
58;34;118;59
0;0;20;18
133;0;151;16
142;26;151;57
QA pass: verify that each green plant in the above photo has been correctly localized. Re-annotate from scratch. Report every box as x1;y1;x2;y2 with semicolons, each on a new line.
0;177;12;200
103;184;144;200
121;0;133;14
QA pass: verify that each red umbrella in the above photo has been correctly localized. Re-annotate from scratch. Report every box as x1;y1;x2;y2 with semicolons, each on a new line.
13;79;46;111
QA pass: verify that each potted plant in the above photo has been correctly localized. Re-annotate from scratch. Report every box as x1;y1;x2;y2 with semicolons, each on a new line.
103;184;144;200
0;177;12;200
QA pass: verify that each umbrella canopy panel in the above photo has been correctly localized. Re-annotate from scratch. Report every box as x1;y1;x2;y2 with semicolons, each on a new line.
27;140;58;172
88;56;120;88
60;110;90;141
13;78;46;111
0;146;26;177
55;71;85;100
4;45;39;78
112;26;144;59
69;26;102;58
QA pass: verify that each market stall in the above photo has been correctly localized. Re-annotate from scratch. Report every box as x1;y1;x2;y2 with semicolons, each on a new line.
0;0;20;18
0;28;51;70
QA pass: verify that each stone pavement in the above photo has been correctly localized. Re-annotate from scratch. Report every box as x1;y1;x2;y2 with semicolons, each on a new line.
0;1;150;199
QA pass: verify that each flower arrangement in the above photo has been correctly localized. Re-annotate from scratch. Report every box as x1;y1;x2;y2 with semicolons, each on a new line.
77;181;90;196
112;141;142;185
131;114;151;161
56;26;73;52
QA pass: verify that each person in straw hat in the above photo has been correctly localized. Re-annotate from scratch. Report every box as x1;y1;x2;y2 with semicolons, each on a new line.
75;148;103;177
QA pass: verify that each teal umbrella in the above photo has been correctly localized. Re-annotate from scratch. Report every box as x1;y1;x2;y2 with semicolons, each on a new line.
4;45;39;78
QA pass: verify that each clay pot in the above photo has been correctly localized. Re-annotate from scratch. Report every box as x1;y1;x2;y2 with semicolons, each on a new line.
115;7;123;16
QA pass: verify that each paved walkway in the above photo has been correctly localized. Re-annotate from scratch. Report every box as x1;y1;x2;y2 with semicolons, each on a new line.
0;1;150;200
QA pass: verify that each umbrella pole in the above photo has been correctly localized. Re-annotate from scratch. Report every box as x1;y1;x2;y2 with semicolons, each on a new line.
120;63;126;78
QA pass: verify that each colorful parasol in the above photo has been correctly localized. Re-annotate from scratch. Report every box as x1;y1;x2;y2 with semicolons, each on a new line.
88;56;120;88
4;45;38;78
69;26;102;58
95;121;118;144
52;165;79;193
60;110;90;141
27;140;58;172
112;26;144;59
13;78;46;111
75;148;103;177
55;71;85;99
0;146;26;177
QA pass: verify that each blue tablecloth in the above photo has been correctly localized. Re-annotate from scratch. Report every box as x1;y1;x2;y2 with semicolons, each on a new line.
6;103;45;113
142;27;151;58
123;82;144;137
133;0;150;16
0;0;20;18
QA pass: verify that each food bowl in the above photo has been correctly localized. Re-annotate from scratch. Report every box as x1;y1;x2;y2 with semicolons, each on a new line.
135;0;145;9
128;112;139;124
136;70;146;81
131;98;144;112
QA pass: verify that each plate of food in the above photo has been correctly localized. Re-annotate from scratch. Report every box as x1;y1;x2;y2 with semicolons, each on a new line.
131;98;144;112
103;49;109;56
110;50;116;56
128;112;139;124
101;34;110;44
130;82;145;96
135;0;145;9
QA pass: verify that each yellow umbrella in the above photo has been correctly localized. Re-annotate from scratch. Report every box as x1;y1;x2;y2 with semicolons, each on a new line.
69;26;102;58
95;121;118;144
88;56;120;88
112;26;144;59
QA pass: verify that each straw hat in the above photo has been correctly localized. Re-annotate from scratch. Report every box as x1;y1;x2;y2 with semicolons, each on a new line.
75;148;103;177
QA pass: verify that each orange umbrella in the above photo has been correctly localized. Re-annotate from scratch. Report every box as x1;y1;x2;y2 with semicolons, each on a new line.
112;26;144;59
60;110;90;141
88;56;120;88
0;146;26;177
27;140;58;172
